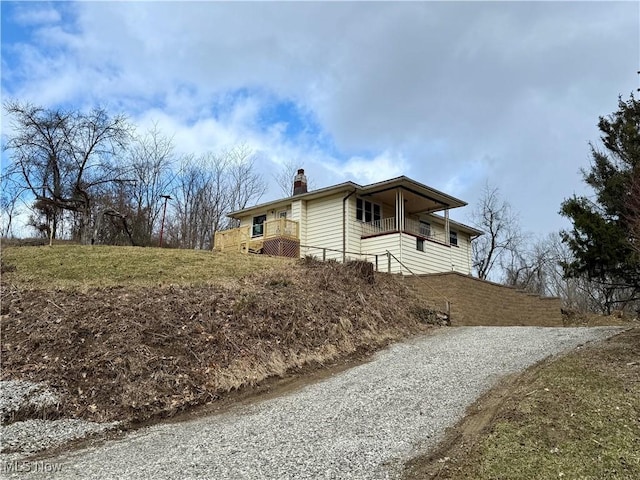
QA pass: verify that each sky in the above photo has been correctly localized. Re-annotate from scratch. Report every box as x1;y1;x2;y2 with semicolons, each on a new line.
1;0;639;238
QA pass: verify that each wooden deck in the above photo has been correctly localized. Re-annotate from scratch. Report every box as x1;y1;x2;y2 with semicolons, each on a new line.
214;218;299;255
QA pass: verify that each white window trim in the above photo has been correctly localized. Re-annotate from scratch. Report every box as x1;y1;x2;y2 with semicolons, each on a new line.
252;214;267;237
449;230;458;246
356;198;382;223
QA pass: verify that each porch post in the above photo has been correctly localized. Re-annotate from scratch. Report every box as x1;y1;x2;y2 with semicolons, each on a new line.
395;189;405;232
395;190;400;231
444;208;450;245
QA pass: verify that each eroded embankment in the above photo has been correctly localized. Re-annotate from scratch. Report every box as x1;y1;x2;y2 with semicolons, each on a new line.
1;259;437;426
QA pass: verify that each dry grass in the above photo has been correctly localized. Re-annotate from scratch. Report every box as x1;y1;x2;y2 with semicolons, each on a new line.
404;329;640;480
562;308;637;327
0;245;290;289
476;355;639;479
1;257;434;425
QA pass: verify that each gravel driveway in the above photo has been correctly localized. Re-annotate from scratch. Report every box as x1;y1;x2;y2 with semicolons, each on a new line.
3;326;625;479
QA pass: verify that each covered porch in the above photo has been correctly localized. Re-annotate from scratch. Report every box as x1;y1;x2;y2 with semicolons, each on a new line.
356;179;465;245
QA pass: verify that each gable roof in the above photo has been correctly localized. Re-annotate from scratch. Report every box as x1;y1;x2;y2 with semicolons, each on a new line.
228;175;467;218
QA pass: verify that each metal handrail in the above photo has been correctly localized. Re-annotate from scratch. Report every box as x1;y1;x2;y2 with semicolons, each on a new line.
385;249;451;318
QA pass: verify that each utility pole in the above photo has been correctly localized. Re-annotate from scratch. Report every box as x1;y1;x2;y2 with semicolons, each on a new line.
159;195;172;248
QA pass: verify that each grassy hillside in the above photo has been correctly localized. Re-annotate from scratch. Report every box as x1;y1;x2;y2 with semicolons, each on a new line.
1;245;291;289
1;246;434;425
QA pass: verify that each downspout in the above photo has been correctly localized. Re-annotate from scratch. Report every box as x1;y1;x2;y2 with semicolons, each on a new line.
342;189;357;262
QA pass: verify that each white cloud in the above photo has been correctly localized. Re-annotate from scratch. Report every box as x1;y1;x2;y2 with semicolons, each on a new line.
11;3;61;26
329;152;408;185
1;1;638;235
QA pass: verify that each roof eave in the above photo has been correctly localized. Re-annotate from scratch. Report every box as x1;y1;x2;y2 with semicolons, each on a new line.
360;176;467;209
426;212;484;236
227;181;360;218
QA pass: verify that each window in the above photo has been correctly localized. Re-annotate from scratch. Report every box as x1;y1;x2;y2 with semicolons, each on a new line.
419;221;431;238
449;230;458;246
252;214;267;237
277;210;287;219
356;198;381;223
416;238;425;252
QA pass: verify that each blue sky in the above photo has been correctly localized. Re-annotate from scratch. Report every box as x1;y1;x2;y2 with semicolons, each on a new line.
1;1;639;237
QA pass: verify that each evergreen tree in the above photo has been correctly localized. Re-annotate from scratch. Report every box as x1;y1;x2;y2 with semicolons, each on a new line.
560;94;640;313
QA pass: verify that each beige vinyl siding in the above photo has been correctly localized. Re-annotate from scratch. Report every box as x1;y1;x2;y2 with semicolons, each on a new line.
361;233;400;257
361;233;401;272
347;218;362;256
291;200;306;246
409;214;474;274
305;193;345;261
416;214;472;274
400;233;431;273
346;196;361;256
275;207;292;220
239;215;251;228
358;232;464;275
450;231;472;274
406;234;451;274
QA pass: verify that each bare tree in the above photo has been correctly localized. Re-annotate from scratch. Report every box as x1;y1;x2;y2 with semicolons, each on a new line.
200;152;232;239
180;152;232;249
273;159;299;197
502;240;550;296
535;233;578;302
273;160;315;197
471;183;522;280
500;232;634;313
122;124;176;245
92;206;135;246
226;145;267;226
3;101;132;244
0;178;24;238
169;145;266;249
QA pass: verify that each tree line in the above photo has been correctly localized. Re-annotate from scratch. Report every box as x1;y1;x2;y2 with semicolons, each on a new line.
471;94;639;315
1;101;266;249
2;96;638;314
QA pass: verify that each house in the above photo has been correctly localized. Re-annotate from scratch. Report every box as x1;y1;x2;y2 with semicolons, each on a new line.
214;170;482;275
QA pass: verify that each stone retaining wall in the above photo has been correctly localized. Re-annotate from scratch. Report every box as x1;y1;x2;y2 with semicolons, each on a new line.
407;272;563;326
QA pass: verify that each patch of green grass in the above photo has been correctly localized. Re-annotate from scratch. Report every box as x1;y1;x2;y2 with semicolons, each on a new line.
1;245;292;289
471;352;640;480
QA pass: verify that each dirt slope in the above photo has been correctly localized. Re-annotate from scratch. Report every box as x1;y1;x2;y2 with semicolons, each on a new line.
1;258;436;425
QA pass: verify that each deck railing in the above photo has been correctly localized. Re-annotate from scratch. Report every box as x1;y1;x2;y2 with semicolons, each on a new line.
214;225;250;252
360;217;396;237
403;218;421;237
361;216;447;243
263;217;298;239
214;218;299;252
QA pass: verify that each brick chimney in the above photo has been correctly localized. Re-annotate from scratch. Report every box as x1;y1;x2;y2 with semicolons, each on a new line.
293;168;308;195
